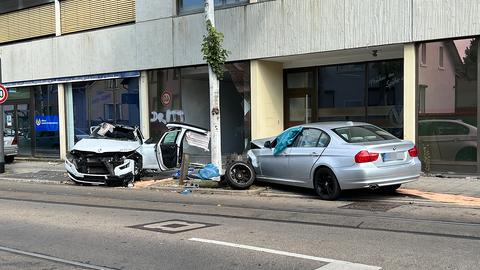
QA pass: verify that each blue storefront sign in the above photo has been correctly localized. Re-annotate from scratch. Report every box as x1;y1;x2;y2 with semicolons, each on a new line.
35;115;59;132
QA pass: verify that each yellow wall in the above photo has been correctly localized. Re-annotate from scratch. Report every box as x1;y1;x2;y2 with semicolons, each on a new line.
251;60;284;140
403;43;417;143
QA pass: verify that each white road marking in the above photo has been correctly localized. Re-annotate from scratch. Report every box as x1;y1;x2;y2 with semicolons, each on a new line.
189;238;381;270
0;245;117;270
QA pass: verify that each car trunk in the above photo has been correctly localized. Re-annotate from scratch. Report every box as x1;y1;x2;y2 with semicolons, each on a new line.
361;140;415;167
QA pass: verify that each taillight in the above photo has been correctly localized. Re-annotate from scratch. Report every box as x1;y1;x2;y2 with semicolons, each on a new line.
11;137;17;145
408;146;418;157
355;150;379;163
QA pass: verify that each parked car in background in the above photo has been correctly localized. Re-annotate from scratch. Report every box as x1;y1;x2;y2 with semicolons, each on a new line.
4;128;18;163
225;122;421;200
418;119;477;162
65;122;209;186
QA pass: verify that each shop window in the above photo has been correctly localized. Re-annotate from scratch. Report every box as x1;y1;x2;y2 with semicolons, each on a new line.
34;85;60;157
178;0;248;14
367;61;404;138
285;59;403;138
417;37;479;174
318;64;366;122
72;78;139;136
148;62;251;160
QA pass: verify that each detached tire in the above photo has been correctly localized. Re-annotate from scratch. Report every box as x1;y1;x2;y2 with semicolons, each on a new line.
225;161;256;190
314;167;341;200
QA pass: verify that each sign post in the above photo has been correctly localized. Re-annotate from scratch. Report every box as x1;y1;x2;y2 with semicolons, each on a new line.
0;84;8;173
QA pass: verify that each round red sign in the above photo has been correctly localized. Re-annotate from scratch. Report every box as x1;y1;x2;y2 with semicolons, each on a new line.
0;84;8;104
161;90;172;106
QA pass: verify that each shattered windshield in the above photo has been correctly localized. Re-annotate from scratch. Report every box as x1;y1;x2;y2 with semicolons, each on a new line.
91;123;137;141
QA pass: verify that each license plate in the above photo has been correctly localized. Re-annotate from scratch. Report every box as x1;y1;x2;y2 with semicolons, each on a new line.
382;152;404;162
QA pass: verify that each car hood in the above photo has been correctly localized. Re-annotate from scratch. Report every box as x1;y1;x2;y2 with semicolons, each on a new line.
251;137;275;149
71;138;141;153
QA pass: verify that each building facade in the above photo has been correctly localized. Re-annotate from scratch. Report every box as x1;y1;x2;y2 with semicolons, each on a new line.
0;0;479;175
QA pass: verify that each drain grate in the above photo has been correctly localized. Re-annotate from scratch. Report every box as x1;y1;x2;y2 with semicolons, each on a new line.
339;201;404;212
129;220;218;234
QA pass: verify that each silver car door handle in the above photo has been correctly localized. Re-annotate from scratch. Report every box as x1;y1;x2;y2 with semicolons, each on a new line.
311;152;318;155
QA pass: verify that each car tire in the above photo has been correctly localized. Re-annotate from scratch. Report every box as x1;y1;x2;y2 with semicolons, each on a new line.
314;167;341;200
225;161;256;190
379;184;401;193
455;147;477;161
4;156;14;164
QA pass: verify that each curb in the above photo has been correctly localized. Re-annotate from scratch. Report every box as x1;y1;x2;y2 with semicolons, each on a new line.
0;177;67;185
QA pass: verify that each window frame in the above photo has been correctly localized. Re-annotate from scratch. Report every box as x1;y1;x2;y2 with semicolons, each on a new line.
292;128;330;148
177;0;249;16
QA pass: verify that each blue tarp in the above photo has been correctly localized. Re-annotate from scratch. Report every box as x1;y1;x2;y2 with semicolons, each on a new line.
273;126;303;155
198;163;220;179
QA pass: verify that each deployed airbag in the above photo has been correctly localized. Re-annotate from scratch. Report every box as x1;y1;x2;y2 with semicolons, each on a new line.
273;126;303;155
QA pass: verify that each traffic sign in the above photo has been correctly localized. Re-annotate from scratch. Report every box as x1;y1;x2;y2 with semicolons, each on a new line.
0;84;8;104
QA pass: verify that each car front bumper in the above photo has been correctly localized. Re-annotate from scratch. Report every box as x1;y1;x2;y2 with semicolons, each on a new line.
65;158;135;185
334;158;422;190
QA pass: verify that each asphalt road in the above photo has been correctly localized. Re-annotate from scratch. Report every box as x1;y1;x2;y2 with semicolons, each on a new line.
0;181;479;270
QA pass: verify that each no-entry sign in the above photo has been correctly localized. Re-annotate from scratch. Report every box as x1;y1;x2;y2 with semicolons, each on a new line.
0;84;8;104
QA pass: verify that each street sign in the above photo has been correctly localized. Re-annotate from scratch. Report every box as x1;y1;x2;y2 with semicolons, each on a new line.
0;84;8;104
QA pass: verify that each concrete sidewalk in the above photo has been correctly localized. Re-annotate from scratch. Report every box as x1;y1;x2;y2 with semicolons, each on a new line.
1;160;480;199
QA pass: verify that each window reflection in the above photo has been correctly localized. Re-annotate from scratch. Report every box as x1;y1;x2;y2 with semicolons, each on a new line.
417;38;479;174
148;62;251;160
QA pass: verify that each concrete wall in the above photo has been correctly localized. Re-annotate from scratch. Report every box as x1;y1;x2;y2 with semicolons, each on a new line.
251;60;283;140
1;0;480;83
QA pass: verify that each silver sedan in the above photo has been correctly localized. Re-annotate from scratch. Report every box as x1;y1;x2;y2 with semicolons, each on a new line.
242;122;421;200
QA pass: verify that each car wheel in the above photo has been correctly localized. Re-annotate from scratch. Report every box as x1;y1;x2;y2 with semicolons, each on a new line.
4;156;14;164
225;161;256;190
379;184;401;194
455;147;477;161
314;168;341;200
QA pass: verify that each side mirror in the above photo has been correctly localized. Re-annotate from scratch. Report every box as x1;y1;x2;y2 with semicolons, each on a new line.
264;141;272;148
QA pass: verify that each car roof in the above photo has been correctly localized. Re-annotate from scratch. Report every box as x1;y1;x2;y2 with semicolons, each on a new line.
293;121;372;130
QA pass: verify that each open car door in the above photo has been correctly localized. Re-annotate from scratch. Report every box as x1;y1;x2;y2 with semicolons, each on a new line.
155;123;209;171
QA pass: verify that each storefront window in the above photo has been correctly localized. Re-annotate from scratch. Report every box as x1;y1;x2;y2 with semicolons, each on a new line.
178;0;248;14
367;61;404;138
417;37;479;174
3;85;60;157
148;62;251;161
318;64;366;122
34;85;59;157
73;78;140;136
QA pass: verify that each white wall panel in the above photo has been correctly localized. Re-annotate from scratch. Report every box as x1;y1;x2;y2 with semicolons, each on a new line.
1;0;480;83
136;19;174;69
136;0;173;22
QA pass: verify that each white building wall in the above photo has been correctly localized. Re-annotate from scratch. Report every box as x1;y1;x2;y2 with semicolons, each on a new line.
0;0;480;83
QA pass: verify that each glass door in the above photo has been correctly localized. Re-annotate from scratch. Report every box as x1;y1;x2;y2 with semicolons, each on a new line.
3;103;32;156
284;70;314;128
285;93;312;128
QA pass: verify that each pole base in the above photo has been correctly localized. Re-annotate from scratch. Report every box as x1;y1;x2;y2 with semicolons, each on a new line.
0;162;4;173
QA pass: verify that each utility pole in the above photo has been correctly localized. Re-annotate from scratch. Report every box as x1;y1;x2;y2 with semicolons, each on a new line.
204;0;222;174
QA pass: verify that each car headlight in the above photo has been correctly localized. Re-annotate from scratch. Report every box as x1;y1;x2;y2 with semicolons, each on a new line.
66;152;75;163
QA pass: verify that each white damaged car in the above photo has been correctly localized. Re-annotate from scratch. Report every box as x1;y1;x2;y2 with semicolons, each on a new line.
65;122;209;186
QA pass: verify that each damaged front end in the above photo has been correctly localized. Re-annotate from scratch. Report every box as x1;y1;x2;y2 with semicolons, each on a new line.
65;150;141;185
